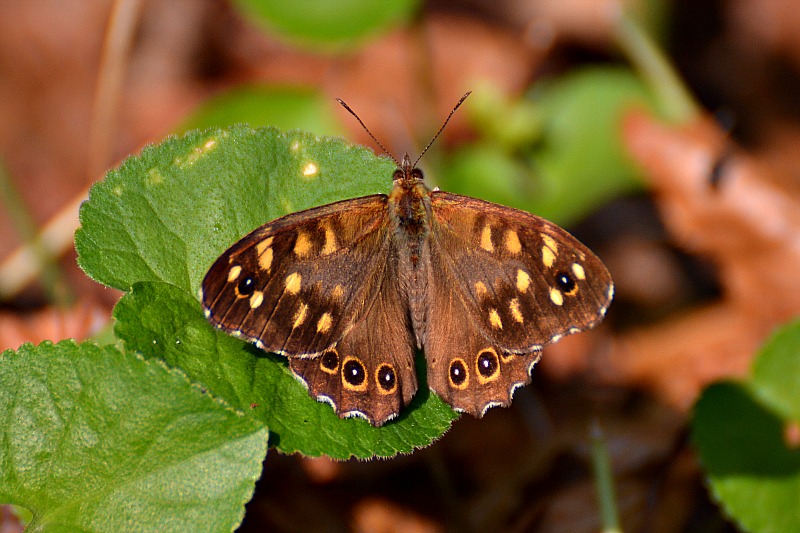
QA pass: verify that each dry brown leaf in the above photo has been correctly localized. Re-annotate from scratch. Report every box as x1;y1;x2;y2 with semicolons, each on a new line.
0;302;107;352
596;110;800;410
352;498;442;533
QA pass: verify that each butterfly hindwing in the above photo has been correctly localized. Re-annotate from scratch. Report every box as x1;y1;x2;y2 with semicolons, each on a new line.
430;192;613;353
423;251;542;416
289;248;418;426
201;195;390;356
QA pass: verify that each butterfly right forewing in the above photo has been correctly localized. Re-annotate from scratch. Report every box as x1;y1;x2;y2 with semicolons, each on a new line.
201;195;391;357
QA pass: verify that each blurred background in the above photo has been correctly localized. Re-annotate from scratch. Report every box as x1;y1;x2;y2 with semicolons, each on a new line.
2;0;800;531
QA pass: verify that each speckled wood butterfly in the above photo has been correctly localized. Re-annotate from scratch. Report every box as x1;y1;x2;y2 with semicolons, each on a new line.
201;94;613;426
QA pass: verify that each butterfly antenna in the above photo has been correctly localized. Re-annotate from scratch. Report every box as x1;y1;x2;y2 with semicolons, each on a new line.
336;98;401;168
413;91;471;168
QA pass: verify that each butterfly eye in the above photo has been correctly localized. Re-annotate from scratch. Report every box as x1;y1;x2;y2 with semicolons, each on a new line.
236;275;256;297
554;271;577;294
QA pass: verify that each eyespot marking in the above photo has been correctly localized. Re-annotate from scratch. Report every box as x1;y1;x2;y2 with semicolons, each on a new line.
555;271;578;296
320;349;339;374
376;364;397;394
476;348;500;383
235;275;255;298
342;357;367;391
449;359;469;390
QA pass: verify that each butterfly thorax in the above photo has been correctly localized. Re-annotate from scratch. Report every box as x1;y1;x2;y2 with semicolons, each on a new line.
388;157;433;267
387;156;434;347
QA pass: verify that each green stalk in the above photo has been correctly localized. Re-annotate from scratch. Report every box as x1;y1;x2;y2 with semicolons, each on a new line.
591;420;622;533
0;158;72;306
614;9;700;123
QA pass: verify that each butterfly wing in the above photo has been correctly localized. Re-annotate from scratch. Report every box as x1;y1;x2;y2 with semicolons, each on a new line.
429;192;613;352
289;244;417;426
201;195;418;425
201;195;391;356
423;259;542;416
422;192;612;416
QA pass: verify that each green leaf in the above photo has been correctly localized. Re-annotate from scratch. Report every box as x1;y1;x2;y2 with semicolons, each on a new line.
76;126;394;294
440;67;658;226
178;85;344;137
751;320;800;421
113;281;457;459
693;321;800;533
0;340;267;533
231;0;420;48
527;66;656;223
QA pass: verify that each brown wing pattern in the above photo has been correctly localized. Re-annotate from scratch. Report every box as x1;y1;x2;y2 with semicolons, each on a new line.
289;243;418;426
423;243;542;416
429;191;613;353
201;195;390;356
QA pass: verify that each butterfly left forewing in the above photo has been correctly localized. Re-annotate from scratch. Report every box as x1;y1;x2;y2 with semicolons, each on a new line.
201;195;390;356
429;192;613;352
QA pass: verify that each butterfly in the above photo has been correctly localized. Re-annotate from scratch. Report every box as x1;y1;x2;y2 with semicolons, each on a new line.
200;93;613;426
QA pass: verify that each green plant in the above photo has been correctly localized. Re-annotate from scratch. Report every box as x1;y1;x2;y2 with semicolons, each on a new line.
694;319;800;533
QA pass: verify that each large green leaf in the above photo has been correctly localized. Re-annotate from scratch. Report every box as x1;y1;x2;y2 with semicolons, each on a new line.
76;126;393;293
0;340;267;532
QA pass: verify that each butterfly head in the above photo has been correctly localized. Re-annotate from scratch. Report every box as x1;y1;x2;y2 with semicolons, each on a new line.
392;154;425;184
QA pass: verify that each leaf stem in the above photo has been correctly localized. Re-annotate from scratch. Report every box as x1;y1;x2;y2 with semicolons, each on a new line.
590;419;622;533
0;158;72;306
614;9;700;123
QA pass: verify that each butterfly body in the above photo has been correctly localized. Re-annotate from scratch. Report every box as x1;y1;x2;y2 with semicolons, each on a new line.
201;154;613;427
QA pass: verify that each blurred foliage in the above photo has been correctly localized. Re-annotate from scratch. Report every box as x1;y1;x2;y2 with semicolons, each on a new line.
178;85;344;137
441;67;660;226
231;0;421;49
